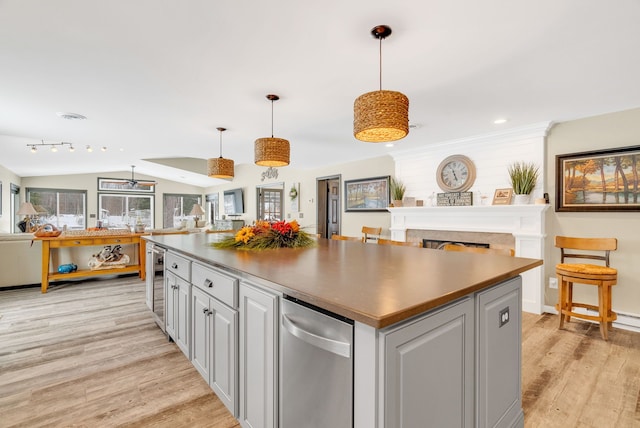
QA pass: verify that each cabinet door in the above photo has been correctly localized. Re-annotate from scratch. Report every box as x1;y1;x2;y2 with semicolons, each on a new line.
211;298;238;417
191;286;210;383
145;248;154;311
239;282;278;428
476;277;523;428
165;271;178;340
175;278;191;358
384;297;474;428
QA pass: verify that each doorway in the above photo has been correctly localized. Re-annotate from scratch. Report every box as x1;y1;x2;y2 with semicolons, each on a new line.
316;175;341;239
257;182;284;221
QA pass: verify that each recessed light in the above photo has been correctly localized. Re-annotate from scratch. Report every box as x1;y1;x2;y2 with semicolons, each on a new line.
494;118;508;124
57;112;87;121
86;145;93;152
101;146;107;152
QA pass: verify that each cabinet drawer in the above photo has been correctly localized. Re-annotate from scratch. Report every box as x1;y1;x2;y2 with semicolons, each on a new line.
166;252;191;281
94;237;133;245
56;239;95;247
192;262;238;308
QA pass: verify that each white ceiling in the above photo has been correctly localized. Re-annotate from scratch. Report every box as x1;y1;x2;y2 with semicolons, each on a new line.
1;0;640;186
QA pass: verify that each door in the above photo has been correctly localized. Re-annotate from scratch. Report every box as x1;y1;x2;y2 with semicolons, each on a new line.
211;298;238;416
176;278;191;358
316;176;340;238
191;286;211;383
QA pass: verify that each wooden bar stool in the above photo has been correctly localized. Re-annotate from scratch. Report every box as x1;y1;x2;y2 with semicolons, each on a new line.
361;226;382;243
555;236;618;340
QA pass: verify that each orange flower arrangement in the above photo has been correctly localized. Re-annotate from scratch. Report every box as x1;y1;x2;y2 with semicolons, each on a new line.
213;219;315;250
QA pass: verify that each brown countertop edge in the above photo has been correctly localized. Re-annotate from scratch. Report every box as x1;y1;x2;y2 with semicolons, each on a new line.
144;234;543;329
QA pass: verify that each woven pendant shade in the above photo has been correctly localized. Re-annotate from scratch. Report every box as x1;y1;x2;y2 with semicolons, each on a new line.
254;94;290;167
354;25;409;143
207;157;234;179
255;137;290;167
354;90;409;142
207;127;234;179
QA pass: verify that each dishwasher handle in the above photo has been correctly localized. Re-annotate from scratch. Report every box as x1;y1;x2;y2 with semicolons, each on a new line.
282;313;351;358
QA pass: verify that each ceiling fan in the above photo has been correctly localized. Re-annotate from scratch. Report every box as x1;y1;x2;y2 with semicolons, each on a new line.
125;165;157;187
101;165;157;189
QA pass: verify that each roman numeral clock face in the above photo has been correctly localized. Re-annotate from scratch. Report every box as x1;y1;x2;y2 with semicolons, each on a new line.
436;155;476;192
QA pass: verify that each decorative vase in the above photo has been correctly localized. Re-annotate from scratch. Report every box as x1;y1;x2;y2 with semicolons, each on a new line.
513;194;530;205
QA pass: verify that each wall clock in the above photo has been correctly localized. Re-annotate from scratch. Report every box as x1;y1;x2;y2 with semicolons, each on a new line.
436;155;476;192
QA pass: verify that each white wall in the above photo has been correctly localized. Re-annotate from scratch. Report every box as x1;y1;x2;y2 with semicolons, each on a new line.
0;164;21;233
204;156;395;238
545;108;640;317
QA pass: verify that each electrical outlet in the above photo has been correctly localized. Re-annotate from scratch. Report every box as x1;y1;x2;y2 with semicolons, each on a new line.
499;307;510;327
299;212;304;218
549;277;558;289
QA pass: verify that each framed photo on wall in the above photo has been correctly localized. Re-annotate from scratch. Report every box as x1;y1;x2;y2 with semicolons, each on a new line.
556;145;640;212
344;176;390;212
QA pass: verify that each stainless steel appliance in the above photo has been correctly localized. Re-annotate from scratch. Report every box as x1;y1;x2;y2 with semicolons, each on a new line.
145;243;166;332
280;296;354;428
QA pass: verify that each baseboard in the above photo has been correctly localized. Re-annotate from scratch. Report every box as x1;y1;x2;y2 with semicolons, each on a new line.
543;305;640;333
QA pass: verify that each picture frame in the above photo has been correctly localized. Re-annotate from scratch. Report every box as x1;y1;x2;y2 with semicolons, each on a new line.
492;188;513;205
556;145;640;212
98;177;155;193
344;176;390;212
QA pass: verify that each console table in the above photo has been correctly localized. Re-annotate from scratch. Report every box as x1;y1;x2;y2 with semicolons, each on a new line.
36;233;146;293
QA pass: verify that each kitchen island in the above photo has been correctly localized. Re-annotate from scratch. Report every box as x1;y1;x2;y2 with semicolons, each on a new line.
145;233;542;428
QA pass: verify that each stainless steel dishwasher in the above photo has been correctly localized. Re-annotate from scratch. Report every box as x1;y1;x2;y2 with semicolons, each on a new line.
280;296;354;428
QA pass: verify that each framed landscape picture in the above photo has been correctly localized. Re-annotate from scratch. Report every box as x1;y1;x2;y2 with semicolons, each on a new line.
556;145;640;212
344;176;390;212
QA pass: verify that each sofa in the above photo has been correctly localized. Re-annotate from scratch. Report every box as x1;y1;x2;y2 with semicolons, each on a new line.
0;233;42;288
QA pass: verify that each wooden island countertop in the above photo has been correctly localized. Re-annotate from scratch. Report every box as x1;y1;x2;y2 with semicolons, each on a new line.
145;233;542;329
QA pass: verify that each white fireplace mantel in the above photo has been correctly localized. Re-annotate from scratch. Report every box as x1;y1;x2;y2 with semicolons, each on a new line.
388;205;549;314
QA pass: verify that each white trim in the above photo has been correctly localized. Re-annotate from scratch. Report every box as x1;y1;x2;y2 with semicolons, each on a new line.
390;122;554;161
543;305;640;333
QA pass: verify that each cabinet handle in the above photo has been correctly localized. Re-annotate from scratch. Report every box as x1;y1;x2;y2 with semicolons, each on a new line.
171;263;178;269
202;308;209;315
282;313;351;358
204;279;213;288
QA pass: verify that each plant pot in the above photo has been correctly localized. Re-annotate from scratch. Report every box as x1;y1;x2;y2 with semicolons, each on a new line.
513;194;531;205
392;200;403;207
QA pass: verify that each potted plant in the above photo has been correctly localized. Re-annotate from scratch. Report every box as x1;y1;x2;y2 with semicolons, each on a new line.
390;177;406;207
507;161;539;204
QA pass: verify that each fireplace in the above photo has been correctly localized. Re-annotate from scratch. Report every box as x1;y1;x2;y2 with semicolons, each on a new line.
388;205;549;314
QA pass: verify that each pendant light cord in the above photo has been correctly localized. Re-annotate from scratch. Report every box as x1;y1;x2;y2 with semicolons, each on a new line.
379;36;383;91
219;130;223;158
271;99;274;138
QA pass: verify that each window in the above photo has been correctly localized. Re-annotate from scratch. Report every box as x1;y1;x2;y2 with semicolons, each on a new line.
205;193;219;224
27;188;87;230
163;194;201;228
257;184;283;221
98;194;154;229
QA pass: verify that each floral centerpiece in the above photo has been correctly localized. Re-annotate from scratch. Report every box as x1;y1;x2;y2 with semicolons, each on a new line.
212;220;316;250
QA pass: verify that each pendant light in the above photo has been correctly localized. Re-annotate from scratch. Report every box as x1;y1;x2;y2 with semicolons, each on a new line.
354;25;409;143
254;94;290;167
207;127;234;179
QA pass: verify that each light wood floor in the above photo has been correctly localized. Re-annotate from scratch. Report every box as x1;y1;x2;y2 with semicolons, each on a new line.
1;276;639;427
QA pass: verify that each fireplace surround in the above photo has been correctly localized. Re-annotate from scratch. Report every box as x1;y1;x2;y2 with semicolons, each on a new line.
388;205;549;313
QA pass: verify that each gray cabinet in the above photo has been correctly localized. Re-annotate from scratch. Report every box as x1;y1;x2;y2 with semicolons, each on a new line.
191;264;239;417
239;281;279;428
382;296;475;428
165;251;191;359
476;277;523;428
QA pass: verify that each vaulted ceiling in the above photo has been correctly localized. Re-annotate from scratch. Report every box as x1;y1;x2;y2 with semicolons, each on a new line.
2;0;640;186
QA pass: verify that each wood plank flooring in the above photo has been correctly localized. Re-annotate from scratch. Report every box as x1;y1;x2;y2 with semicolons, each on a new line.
0;276;239;428
1;276;639;427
